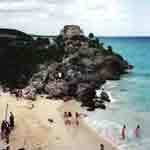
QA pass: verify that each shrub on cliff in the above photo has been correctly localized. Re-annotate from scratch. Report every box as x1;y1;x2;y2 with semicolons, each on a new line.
0;44;58;89
88;33;94;39
88;33;104;49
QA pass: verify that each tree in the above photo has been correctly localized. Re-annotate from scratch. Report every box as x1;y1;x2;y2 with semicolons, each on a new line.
88;33;94;39
107;45;113;53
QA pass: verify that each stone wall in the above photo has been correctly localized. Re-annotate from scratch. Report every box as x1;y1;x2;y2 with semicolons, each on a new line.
60;25;83;38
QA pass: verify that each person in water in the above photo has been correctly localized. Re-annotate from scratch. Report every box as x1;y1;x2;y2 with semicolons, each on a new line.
121;125;126;140
134;125;140;138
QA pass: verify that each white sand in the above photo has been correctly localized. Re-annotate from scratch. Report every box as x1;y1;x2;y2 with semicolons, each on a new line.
0;95;117;150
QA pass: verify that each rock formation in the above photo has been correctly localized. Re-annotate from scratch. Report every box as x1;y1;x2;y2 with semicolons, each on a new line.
0;25;133;110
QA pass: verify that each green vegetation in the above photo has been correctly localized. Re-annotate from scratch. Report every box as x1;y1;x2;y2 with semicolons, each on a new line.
88;33;94;39
0;40;65;89
88;33;104;49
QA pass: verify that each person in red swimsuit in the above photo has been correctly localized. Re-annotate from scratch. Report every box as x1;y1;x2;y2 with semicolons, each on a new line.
121;125;126;140
134;125;140;138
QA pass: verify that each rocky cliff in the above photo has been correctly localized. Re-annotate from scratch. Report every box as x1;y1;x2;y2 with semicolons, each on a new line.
22;25;132;110
0;26;133;110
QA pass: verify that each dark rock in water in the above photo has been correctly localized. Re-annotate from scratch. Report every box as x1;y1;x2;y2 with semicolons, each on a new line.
87;107;95;111
128;64;134;70
48;118;54;123
76;82;101;110
81;99;95;108
100;91;111;102
95;102;106;109
84;98;106;111
94;99;106;109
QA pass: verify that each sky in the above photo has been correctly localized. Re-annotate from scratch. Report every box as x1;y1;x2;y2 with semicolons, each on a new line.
0;0;150;36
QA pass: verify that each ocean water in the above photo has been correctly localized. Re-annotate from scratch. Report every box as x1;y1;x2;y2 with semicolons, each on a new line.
84;37;150;150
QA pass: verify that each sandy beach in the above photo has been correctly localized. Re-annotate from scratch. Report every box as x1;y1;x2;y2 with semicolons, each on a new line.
0;94;117;150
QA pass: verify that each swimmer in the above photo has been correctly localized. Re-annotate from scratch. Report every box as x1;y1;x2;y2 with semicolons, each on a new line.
134;124;140;138
121;125;126;140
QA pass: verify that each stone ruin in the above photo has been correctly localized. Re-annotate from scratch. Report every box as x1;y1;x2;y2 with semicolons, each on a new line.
60;25;89;49
60;25;83;38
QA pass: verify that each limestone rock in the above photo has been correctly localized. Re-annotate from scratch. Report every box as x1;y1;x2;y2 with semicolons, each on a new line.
45;80;69;98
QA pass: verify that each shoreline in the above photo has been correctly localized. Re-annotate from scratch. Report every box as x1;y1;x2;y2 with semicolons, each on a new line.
59;101;118;150
0;94;118;150
83;117;118;148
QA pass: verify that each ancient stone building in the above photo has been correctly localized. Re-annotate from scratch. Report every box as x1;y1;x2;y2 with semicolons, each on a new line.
60;25;83;38
60;25;89;49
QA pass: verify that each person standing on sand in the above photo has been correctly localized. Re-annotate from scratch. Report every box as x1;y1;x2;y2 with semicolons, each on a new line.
134;125;140;138
1;120;6;139
9;112;15;130
6;146;10;150
121;125;126;140
75;112;80;126
64;112;71;125
19;89;22;98
5;121;10;144
64;112;68;125
68;112;72;125
100;144;104;150
15;89;20;101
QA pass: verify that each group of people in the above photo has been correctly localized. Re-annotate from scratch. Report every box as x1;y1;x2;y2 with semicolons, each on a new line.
1;112;15;144
63;111;106;150
64;112;81;126
99;124;140;150
121;124;140;140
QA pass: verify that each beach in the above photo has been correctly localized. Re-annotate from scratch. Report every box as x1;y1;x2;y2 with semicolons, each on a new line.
0;94;117;150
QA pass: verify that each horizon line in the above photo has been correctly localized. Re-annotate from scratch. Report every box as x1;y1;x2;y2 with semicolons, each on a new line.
30;33;150;38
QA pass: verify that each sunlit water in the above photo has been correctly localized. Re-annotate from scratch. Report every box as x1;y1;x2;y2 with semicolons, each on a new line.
84;37;150;150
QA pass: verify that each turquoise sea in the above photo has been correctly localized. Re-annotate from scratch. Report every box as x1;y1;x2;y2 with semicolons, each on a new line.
85;37;150;150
